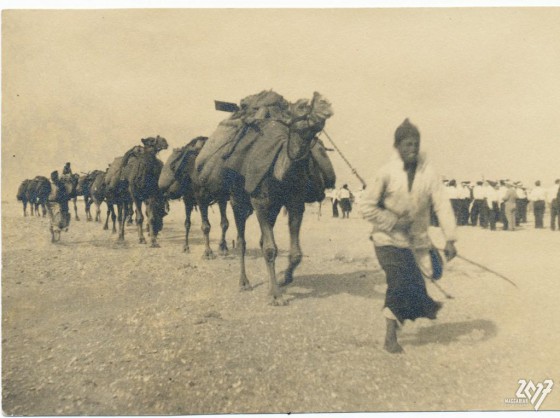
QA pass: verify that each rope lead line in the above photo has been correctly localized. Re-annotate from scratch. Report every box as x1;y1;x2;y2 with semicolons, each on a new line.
320;130;367;190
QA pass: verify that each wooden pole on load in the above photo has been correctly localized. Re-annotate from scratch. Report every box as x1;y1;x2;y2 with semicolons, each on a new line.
320;130;367;190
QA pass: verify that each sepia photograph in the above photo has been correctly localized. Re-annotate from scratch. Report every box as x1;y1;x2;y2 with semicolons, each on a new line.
2;1;560;416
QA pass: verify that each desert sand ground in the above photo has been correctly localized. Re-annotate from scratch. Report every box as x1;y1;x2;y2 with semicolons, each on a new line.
2;198;559;415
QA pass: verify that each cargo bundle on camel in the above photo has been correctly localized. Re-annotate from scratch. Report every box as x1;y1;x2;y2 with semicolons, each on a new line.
194;90;336;305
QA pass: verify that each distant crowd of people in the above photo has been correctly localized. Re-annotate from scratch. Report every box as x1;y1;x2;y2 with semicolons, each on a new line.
438;178;560;231
324;177;560;232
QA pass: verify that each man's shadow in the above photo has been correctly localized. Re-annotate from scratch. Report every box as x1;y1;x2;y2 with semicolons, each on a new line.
399;319;498;347
285;270;387;300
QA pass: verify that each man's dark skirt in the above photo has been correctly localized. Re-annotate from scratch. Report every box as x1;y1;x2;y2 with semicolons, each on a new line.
339;198;352;213
375;245;442;324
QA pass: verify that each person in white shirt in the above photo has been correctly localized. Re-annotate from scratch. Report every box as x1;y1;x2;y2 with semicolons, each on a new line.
514;182;528;226
470;181;488;228
458;181;472;226
498;180;511;230
360;119;457;354
446;180;460;224
325;188;339;218
529;180;547;228
548;179;560;231
338;184;353;219
484;180;500;231
503;181;518;231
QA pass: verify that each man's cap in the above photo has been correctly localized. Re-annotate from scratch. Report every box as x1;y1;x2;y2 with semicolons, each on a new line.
394;118;420;145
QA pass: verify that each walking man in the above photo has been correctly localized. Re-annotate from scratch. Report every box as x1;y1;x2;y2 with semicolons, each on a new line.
485;181;501;231
338;184;353;219
360;119;457;354
47;170;71;243
549;179;560;231
529;180;547;229
470;181;487;228
503;181;517;231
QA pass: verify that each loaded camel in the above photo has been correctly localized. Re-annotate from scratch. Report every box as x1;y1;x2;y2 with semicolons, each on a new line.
195;91;335;305
159;136;230;256
104;136;169;247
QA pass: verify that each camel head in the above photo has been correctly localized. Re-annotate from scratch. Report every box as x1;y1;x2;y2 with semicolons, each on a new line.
289;92;333;135
309;92;334;122
141;135;169;154
50;171;59;183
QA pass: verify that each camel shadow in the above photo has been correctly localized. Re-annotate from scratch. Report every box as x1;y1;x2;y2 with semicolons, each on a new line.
285;270;386;301
399;319;498;347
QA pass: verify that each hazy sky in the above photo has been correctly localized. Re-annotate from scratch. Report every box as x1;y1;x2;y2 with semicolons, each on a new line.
3;6;560;200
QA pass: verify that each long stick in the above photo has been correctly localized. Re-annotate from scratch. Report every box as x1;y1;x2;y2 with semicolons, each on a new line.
455;254;518;288
321;130;367;189
429;251;517;300
429;278;454;299
437;248;519;289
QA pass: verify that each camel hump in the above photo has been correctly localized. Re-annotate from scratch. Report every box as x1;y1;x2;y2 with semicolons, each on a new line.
90;171;106;193
238;90;291;124
17;180;33;200
105;156;125;191
119;148;162;193
85;170;102;183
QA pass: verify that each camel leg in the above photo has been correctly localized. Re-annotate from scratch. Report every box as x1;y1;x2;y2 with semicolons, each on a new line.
110;204;117;233
252;198;285;306
23;202;27;217
94;202;101;222
199;202;215;259
85;197;92;221
282;200;305;286
135;199;147;244
89;198;93;221
127;202;134;225
49;225;55;243
218;198;229;256
145;205;151;236
145;199;161;248
231;197;252;291
73;198;80;221
103;202;111;230
183;196;194;253
117;203;126;241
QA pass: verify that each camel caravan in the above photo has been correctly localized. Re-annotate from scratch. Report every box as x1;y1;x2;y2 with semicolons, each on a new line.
17;90;335;304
